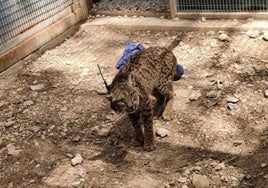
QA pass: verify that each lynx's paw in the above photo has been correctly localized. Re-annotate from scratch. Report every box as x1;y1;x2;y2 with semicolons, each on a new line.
162;111;174;121
144;142;156;152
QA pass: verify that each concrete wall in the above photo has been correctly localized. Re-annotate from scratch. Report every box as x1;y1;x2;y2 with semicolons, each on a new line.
0;0;89;72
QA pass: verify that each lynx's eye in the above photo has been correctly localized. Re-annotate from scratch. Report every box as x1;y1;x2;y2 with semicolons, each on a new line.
116;99;125;106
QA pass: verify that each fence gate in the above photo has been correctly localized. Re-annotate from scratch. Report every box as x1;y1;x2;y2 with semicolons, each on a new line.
169;0;268;18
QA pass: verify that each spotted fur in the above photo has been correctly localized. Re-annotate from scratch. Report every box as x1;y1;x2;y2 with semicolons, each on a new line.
107;47;178;151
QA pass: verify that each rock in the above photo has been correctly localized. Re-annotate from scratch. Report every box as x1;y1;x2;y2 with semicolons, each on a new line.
215;162;225;170
245;30;259;38
178;177;188;183
262;32;268;41
155;128;169;138
218;33;231;42
7;144;22;156
264;174;268;179
72;135;81;142
61;107;68;112
30;84;45;91
189;91;202;101
201;17;207;22
181;185;189;188
227;103;236;111
192;174;210;188
264;90;268;98
66;153;74;158
5;120;15;128
71;154;83;166
261;163;267;168
233;140;244;146
8;182;14;188
226;96;239;103
206;91;218;98
23;100;34;106
207;31;215;35
94;127;111;137
204;99;218;108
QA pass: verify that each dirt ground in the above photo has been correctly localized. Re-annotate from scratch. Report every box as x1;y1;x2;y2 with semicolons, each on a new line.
0;18;268;188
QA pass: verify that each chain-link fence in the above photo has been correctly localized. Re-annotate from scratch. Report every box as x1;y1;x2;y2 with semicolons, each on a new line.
0;0;73;46
176;0;268;12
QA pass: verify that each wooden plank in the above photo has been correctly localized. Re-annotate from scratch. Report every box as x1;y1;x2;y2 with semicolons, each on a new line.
0;8;84;72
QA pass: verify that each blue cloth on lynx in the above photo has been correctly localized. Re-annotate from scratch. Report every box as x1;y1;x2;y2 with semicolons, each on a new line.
116;43;145;70
116;43;184;76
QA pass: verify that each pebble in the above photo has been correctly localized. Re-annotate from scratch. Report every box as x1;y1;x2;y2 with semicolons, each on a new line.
227;103;236;111
245;30;259;38
204;99;218;108
201;17;207;22
206;91;218;98
262;32;268;41
155;128;169;138
5;120;15;128
7;144;22;156
261;163;267;168
71;154;83;166
189;91;202;101
23;100;34;106
94;127;111;137
0;101;5;108
218;33;231;42
181;185;189;188
72;135;81;142
192;174;210;188
226;96;239;103
30;84;45;91
264;90;268;98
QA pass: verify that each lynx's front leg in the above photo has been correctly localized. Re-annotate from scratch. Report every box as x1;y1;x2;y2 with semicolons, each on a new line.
128;114;144;147
142;99;156;151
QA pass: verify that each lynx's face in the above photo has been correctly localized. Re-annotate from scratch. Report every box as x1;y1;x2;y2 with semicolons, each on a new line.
107;74;140;114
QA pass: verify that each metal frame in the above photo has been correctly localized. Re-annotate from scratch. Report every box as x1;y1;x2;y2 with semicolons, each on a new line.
169;0;268;18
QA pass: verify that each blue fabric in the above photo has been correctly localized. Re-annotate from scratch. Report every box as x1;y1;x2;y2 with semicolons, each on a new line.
116;43;145;70
176;64;184;75
116;43;184;77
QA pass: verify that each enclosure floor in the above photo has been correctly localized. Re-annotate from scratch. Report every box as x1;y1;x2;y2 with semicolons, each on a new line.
0;18;267;187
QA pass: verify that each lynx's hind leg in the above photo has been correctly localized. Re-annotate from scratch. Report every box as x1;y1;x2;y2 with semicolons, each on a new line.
158;81;174;121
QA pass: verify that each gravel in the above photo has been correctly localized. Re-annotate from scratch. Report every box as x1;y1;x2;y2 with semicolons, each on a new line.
93;0;169;11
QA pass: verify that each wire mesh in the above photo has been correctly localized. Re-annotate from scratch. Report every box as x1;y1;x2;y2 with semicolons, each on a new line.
176;0;268;12
0;0;73;46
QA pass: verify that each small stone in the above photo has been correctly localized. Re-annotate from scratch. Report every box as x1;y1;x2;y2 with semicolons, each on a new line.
5;120;15;128
201;17;207;22
245;30;259;38
227;103;236;111
218;33;231;42
181;185;189;188
264;90;268;98
207;31;215;35
23;100;34;106
7;144;22;156
94;127;110;137
262;32;268;41
206;91;218;98
192;174;210;188
226;96;239;103
204;99;218;108
66;153;74;158
178;177;188;183
215;163;225;170
264;174;268;179
245;174;252;179
30;84;45;91
233;140;244;146
71;154;83;166
72;135;81;142
155;128;169;138
193;166;202;171
189;91;202;101
261;163;267;168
